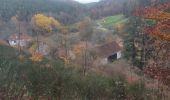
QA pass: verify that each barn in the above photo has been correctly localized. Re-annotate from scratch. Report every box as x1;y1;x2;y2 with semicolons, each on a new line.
94;41;122;65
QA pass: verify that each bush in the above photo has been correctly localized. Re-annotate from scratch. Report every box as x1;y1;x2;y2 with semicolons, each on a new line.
0;45;154;99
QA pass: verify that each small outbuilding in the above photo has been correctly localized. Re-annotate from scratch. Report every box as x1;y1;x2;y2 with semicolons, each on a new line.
94;41;122;65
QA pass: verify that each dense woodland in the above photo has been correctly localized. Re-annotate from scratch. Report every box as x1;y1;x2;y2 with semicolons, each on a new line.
0;0;170;99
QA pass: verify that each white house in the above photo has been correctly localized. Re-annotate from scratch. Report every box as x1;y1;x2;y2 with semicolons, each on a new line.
94;41;122;65
8;33;32;48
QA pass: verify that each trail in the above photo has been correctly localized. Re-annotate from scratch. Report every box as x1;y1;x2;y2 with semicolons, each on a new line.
97;22;102;28
96;22;108;31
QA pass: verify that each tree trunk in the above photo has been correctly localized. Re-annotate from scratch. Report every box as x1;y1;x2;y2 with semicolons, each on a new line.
18;22;21;55
83;40;88;76
36;31;39;52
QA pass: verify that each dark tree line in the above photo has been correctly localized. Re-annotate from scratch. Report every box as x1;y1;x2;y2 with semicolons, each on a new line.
0;0;85;24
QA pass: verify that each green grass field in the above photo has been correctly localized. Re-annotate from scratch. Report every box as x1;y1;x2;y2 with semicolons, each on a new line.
97;14;128;28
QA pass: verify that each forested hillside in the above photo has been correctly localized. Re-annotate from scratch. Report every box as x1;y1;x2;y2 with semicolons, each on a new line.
0;0;170;99
0;0;142;23
0;0;85;24
86;0;137;19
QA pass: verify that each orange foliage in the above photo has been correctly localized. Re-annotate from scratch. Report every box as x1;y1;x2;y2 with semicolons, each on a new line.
73;42;86;56
135;3;170;86
134;3;170;21
134;3;170;41
30;52;43;62
73;47;82;56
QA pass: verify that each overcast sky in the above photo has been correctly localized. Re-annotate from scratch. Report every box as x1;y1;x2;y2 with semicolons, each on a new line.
74;0;100;3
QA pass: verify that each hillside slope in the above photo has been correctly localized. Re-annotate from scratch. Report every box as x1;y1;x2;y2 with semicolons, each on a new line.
86;0;127;19
96;14;128;29
0;0;85;24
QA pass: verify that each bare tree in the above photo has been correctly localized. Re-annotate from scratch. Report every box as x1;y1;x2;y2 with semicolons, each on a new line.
79;17;93;75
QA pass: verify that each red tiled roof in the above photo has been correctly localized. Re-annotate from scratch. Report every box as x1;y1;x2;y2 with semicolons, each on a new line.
0;39;8;46
8;33;32;41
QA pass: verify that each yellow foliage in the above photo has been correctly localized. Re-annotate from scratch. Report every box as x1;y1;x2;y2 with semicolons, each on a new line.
31;14;61;32
29;42;38;53
30;52;43;62
60;56;70;65
50;17;62;29
11;16;19;25
29;42;44;62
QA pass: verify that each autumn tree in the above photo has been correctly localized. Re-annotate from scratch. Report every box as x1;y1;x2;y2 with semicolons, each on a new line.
30;14;62;62
31;14;62;36
11;16;19;30
60;26;70;64
134;2;170;40
79;17;93;75
79;17;93;41
134;2;170;89
123;0;156;69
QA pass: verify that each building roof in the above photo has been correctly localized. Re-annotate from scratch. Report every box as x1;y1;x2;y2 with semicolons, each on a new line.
95;41;121;58
8;33;32;41
0;39;8;46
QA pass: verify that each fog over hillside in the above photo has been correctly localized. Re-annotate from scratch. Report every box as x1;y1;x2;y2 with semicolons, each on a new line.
0;0;170;99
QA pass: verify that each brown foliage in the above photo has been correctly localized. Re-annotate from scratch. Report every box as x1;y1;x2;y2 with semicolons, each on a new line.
134;3;170;86
134;3;170;41
144;63;170;86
